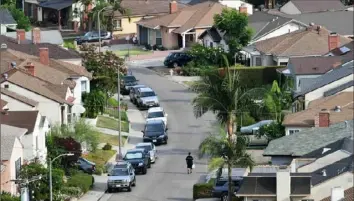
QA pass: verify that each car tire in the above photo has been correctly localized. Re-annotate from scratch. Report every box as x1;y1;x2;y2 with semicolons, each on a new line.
142;167;147;175
148;160;151;168
132;177;136;186
107;187;112;193
127;183;132;192
221;193;228;201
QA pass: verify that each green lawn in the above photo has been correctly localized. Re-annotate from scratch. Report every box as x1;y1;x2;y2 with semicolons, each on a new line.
63;39;76;49
115;48;152;56
96;116;129;132
98;132;128;146
104;108;129;122
84;149;116;167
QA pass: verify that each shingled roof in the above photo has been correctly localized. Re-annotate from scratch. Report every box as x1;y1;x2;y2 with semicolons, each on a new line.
1;124;27;160
288;56;344;75
283;0;346;14
1;88;39;107
0;111;39;134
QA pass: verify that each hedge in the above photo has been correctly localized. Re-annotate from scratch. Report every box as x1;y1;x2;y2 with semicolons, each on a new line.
218;66;285;88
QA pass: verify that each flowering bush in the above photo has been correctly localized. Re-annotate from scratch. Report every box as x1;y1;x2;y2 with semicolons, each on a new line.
186;44;226;66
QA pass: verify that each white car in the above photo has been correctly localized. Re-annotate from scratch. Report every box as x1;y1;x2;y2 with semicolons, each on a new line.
145;107;168;127
135;142;157;163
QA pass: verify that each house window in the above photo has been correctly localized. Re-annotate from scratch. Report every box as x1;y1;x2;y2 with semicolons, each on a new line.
27;4;33;17
113;19;122;30
279;62;288;66
81;81;87;92
289;130;300;135
210;42;213;48
15;157;21;179
4;84;9;88
155;30;162;46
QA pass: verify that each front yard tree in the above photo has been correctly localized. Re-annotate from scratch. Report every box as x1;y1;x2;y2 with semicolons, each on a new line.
214;8;253;64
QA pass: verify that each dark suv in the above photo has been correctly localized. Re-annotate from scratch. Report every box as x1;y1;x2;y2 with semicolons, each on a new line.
121;75;138;95
211;177;243;201
123;149;150;174
164;52;192;68
142;120;168;145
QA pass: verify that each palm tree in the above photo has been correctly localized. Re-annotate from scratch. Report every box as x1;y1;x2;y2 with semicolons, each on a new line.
199;127;255;201
190;56;264;201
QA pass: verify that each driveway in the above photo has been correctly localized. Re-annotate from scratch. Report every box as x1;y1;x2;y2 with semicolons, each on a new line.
105;61;216;201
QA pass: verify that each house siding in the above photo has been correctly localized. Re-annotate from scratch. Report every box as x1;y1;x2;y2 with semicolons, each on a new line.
161;27;179;49
280;1;302;15
0;94;36;111
0;82;69;124
271;156;295;165
295;74;321;91
255;22;305;43
304;74;354;108
261;54;276;66
9;138;23;195
73;76;90;105
113;17;143;36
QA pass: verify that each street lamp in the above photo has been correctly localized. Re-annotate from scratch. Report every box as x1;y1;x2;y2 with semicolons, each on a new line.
98;6;113;53
49;153;74;201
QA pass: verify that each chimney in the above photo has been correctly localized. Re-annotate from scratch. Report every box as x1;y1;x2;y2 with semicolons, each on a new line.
24;62;35;76
32;27;41;44
328;32;339;51
239;4;248;14
170;0;178;14
276;167;291;201
315;110;330;127
331;187;344;201
39;48;49;65
16;29;26;44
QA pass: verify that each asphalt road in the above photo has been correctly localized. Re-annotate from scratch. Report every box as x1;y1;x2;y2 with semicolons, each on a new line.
106;60;216;201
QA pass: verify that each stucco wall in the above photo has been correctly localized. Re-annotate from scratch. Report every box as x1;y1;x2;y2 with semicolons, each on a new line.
9;138;23;195
113;17;143;35
261;54;276;66
304;74;354;107
0;94;35;111
280;1;301;15
1;160;11;194
161;27;179;49
73;76;90;105
295;74;321;91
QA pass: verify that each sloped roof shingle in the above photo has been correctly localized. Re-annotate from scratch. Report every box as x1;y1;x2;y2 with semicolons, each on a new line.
0;111;39;133
1;87;38;107
0;8;16;24
289;0;346;14
288;56;344;75
1;124;27;160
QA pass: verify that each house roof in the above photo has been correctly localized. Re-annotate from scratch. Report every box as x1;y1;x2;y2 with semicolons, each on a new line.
264;120;354;156
5;30;64;45
198;26;222;42
286;0;346;14
112;0;188;17
268;9;354;36
311;155;353;186
39;0;73;10
137;1;226;34
1;68;71;105
321;187;354;201
1;99;8;108
0;8;16;24
288;56;344;75
302;137;353;159
254;26;352;57
283;92;354;127
1;124;27;160
0;35;80;60
1;88;39;107
295;60;354;97
0;111;39;134
237;176;311;195
326;41;354;56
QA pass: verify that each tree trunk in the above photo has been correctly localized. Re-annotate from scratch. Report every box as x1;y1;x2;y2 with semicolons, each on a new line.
227;160;232;201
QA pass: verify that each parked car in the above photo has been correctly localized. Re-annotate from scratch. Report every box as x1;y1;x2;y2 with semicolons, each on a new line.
164;52;192;68
75;31;112;45
123;149;150;174
142;120;168;145
146;107;168;127
212;177;243;201
240;120;275;134
107;161;136;193
136;87;159;110
135;142;157;163
130;85;146;104
78;157;96;174
121;75;139;95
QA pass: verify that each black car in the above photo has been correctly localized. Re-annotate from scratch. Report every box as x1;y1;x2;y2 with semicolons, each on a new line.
123;149;150;174
77;157;96;174
142;120;168;145
75;31;112;45
120;75;138;95
211;177;243;201
164;52;192;68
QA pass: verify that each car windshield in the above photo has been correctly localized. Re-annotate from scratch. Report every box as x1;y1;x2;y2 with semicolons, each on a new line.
147;112;164;118
111;168;129;176
123;76;136;83
146;124;164;132
136;145;152;151
125;152;143;159
140;91;155;97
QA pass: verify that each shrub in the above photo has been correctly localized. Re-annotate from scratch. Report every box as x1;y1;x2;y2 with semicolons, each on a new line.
107;97;119;107
102;143;112;150
186;44;226;67
61;186;82;198
82;90;106;118
193;183;213;200
0;192;20;201
182;62;216;76
144;44;152;50
66;172;94;193
1;5;31;31
95;167;103;175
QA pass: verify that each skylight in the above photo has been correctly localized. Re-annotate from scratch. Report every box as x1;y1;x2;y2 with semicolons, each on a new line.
339;46;351;54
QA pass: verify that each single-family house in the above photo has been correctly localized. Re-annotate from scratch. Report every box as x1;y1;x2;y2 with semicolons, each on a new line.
242;25;352;66
0;34;82;65
188;0;253;15
325;41;354;57
0;68;73;125
5;28;64;46
1;124;26;195
0;8;17;35
321;187;354;201
136;1;226;49
110;0;188;36
293;60;354;108
198;26;228;50
284;92;354;135
1;88;39;111
263;120;353;165
279;0;346;15
1;110;49;165
237;168;312;201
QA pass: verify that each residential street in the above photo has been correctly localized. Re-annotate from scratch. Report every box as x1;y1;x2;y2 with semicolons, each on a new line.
104;60;217;201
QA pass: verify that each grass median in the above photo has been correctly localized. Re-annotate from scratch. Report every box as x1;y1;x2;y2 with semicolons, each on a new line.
96;116;129;133
84;149;116;168
98;132;128;146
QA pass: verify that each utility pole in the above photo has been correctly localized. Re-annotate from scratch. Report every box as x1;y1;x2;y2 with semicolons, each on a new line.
12;175;42;201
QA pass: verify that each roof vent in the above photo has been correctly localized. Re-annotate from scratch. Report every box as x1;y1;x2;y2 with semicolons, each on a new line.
334;106;341;112
322;169;327;176
11;62;16;68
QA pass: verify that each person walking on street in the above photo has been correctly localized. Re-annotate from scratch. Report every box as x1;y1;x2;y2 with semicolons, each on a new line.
186;152;194;174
